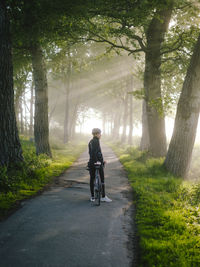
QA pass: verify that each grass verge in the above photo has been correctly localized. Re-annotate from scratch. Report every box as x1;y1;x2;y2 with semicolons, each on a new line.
110;143;200;267
0;138;87;220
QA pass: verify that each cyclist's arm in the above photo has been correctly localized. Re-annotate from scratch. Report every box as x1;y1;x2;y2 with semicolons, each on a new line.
93;139;104;163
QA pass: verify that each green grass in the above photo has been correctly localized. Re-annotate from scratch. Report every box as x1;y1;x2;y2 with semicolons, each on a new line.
0;138;87;219
110;144;200;267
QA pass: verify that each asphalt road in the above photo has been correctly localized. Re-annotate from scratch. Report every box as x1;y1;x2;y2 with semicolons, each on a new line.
0;145;137;267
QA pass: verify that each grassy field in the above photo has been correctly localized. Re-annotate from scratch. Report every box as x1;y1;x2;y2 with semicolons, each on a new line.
0;138;87;219
111;143;200;267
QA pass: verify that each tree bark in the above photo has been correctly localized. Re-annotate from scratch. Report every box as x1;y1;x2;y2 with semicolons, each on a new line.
0;1;23;166
29;82;34;136
164;34;200;177
30;43;52;157
144;6;173;157
140;100;150;150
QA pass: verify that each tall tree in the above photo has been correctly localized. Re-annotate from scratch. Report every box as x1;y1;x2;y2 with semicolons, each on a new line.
144;5;173;156
164;33;200;177
31;43;51;156
0;0;23;165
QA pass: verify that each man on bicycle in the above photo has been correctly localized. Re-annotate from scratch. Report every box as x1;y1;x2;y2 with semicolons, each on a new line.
88;128;112;203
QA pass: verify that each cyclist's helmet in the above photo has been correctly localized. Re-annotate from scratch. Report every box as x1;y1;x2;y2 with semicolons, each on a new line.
92;128;101;135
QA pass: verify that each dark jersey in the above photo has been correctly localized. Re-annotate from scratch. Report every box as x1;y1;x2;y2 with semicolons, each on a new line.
88;137;104;166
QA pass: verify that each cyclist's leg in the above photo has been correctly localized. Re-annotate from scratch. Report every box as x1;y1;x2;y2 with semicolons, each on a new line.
99;167;105;197
89;167;95;197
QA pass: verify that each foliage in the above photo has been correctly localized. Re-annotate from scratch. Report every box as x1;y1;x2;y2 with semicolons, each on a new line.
0;138;86;219
111;143;200;267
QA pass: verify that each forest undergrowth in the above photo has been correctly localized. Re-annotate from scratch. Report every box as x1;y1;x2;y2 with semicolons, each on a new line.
111;143;200;267
0;137;86;220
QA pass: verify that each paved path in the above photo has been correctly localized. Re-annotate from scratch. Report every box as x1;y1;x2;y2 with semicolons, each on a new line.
0;145;137;267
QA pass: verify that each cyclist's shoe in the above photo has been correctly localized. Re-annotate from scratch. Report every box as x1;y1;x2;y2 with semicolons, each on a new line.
101;196;112;202
90;197;95;202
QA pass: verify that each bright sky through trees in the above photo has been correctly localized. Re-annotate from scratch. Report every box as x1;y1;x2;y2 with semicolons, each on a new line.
78;109;200;144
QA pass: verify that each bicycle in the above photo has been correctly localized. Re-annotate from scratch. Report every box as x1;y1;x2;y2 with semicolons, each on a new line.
94;162;102;206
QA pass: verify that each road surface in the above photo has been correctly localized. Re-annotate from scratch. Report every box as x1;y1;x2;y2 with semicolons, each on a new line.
0;145;137;267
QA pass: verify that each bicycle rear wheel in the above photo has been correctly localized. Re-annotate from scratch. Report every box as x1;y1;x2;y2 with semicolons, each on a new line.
94;169;101;206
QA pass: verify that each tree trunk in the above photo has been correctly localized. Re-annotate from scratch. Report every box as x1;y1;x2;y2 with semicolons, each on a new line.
164;34;200;177
23;92;28;135
121;92;128;143
63;59;71;144
128;76;134;145
70;101;79;139
144;6;173;157
15;89;21;128
113;100;122;140
63;86;70;143
29;82;34;136
0;1;23;166
110;115;114;136
113;109;120;140
20;96;24;135
102;113;106;135
140;100;150;150
30;43;52;157
128;94;133;145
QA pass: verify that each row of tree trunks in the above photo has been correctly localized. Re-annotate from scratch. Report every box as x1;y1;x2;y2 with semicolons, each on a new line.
164;34;200;177
30;43;52;157
143;5;173;157
112;101;121;140
15;85;34;136
0;1;23;165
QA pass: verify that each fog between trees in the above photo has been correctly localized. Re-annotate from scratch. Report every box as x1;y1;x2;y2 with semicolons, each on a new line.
1;0;200;178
